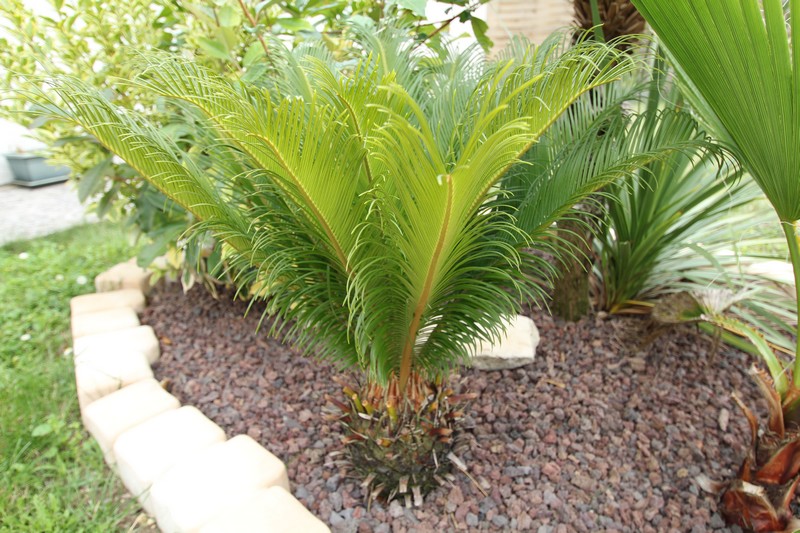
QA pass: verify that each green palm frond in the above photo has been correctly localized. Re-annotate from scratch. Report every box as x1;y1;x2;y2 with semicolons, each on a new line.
133;55;370;272
25;79;253;253
507;103;721;239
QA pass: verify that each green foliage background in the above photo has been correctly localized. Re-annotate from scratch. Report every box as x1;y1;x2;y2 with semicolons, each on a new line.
0;0;490;289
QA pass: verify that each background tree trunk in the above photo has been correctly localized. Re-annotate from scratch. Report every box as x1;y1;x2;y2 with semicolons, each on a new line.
551;210;596;321
551;0;646;321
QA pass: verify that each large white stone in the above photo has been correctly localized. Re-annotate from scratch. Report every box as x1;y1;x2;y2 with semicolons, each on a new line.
73;325;160;364
75;346;153;408
95;259;152;294
82;378;179;463
70;289;146;315
198;486;330;533
71;307;140;339
469;315;539;370
113;406;227;515
150;435;290;533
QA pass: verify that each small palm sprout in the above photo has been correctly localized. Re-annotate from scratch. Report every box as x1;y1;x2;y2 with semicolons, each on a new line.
27;28;695;502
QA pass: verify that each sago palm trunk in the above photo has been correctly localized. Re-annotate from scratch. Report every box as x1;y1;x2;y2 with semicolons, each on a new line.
328;372;474;505
552;0;645;321
551;213;595;320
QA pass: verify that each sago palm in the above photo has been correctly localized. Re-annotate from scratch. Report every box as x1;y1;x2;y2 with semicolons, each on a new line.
632;1;800;530
549;0;646;321
32;29;655;501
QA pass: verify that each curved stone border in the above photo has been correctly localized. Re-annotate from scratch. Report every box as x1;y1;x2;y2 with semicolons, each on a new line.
71;260;330;533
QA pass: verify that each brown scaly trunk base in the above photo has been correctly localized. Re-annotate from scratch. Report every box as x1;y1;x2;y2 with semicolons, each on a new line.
711;367;800;532
551;216;594;322
573;0;646;46
326;372;475;507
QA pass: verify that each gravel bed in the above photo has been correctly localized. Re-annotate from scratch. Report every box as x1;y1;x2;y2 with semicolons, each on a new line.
142;282;766;532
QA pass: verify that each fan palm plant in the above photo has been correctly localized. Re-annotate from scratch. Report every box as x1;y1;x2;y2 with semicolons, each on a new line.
597;77;795;356
632;1;800;530
28;28;694;501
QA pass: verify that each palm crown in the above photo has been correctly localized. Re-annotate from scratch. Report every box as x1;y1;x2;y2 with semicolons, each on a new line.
37;29;647;391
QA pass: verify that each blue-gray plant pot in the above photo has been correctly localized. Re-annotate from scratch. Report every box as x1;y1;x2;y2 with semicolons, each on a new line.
5;153;70;187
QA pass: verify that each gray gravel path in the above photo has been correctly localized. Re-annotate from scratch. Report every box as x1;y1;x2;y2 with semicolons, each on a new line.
0;182;97;245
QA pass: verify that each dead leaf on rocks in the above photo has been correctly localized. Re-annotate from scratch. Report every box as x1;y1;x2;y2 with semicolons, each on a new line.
537;377;566;389
719;408;730;432
628;357;647;372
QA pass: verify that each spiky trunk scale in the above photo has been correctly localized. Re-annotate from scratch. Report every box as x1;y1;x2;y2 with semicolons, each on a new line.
573;0;646;45
328;372;474;506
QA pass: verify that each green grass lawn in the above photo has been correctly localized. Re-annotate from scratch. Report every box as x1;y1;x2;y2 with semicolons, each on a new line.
0;223;154;532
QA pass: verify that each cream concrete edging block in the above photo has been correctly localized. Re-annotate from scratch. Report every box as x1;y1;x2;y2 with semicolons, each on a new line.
150;435;291;533
71;288;146;315
113;406;227;515
75;346;154;409
82;378;180;463
73;325;160;365
95;258;152;294
71;307;140;339
74;259;328;532
114;406;225;515
198;486;330;533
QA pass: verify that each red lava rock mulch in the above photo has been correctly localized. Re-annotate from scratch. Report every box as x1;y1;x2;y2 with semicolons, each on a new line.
142;281;760;532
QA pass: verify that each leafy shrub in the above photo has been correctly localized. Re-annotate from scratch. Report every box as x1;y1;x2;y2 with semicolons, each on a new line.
1;0;489;290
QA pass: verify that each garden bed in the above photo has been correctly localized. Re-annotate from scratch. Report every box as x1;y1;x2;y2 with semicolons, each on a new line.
142;282;760;532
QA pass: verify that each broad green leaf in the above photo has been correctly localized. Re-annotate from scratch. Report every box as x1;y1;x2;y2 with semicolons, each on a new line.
31;423;52;437
255;0;279;15
217;5;241;27
196;36;230;60
471;17;492;51
77;157;112;202
275;17;314;32
397;0;427;18
242;42;265;67
137;223;184;266
242;62;268;82
216;26;239;52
